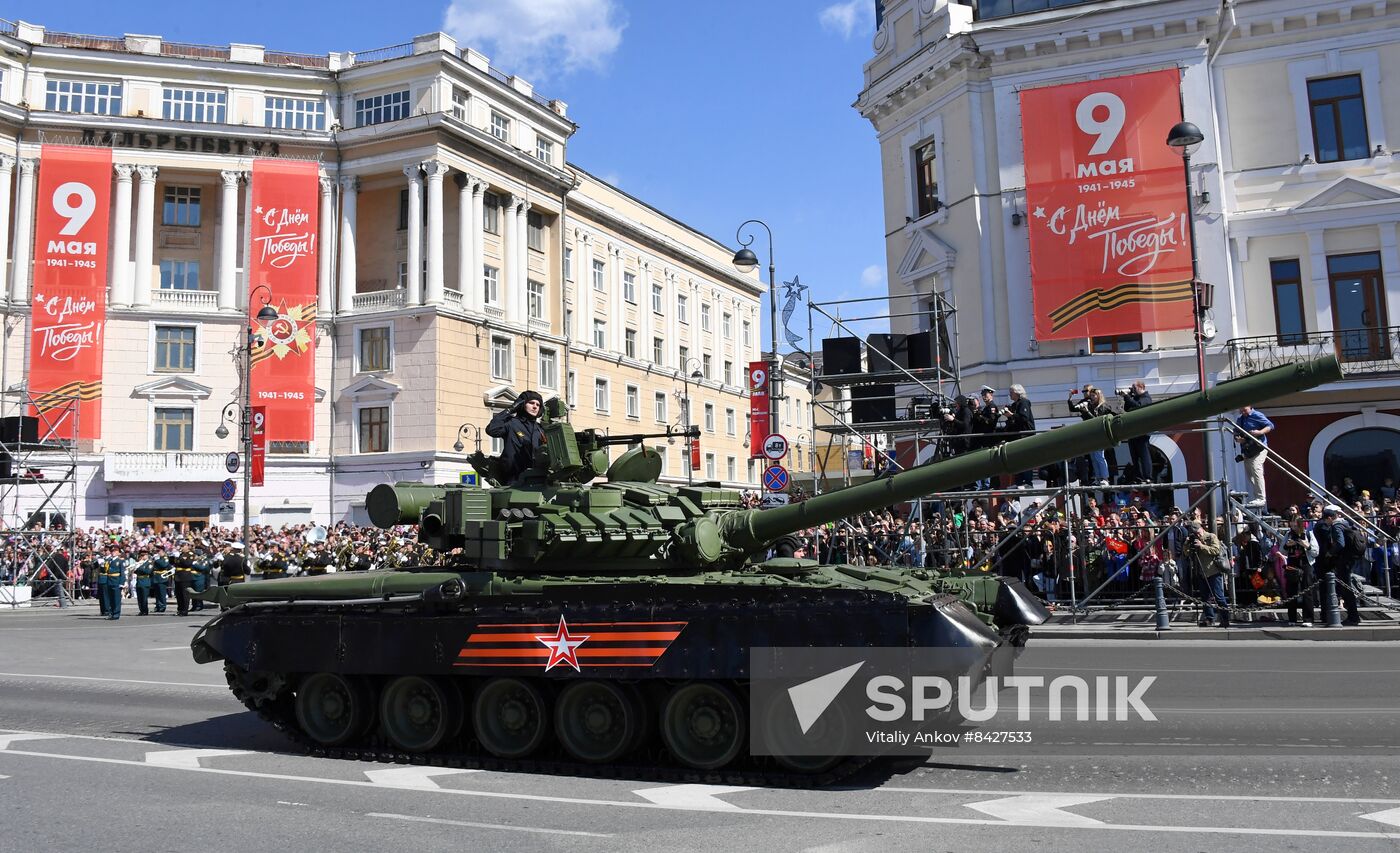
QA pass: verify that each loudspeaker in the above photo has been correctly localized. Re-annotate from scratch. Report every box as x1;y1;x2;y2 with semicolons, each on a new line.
865;333;908;371
851;385;895;424
0;415;38;446
821;337;862;375
0;453;11;479
906;331;934;369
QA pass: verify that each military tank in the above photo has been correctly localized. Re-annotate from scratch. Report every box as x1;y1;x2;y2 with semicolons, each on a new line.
191;355;1341;781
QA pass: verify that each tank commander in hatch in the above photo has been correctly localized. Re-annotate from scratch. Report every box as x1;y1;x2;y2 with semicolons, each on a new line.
486;390;545;484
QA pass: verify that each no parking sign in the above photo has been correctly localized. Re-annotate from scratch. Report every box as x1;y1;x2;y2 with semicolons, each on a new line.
763;464;789;492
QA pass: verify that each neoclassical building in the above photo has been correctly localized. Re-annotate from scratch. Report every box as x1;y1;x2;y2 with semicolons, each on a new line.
0;20;765;529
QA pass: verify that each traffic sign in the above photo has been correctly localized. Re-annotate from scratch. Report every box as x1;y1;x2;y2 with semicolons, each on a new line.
220;479;237;501
459;471;479;487
762;464;789;492
760;493;790;508
762;433;789;461
224;451;240;474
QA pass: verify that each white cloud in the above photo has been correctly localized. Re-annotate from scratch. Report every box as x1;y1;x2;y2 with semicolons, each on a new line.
860;264;885;289
442;0;627;81
818;0;875;39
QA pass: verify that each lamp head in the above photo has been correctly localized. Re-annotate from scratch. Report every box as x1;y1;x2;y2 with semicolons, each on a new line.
732;247;759;274
1166;121;1205;156
452;439;464;453
690;369;704;379
255;304;280;323
215;424;229;440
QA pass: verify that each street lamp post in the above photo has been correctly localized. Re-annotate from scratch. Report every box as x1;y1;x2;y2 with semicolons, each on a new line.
732;220;779;443
679;357;704;485
216;286;278;574
1167;120;1218;519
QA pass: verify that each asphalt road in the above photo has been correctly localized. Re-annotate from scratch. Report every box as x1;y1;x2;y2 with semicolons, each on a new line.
2;603;1400;852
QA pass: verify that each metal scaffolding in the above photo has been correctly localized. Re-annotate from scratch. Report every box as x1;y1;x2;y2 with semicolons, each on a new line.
0;388;79;608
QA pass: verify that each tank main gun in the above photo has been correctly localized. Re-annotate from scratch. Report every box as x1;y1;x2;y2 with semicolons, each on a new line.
368;355;1341;571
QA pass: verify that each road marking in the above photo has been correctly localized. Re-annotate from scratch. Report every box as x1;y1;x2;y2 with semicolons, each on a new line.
2;744;1399;841
365;767;481;789
633;784;756;811
0;734;63;751
145;749;250;769
0;671;225;688
1361;807;1400;828
140;646;191;652
368;812;613;838
964;794;1111;827
879;786;1400;805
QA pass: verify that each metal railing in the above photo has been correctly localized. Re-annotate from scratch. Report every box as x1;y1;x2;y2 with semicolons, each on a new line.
1228;325;1400;377
264;50;330;69
350;42;413;64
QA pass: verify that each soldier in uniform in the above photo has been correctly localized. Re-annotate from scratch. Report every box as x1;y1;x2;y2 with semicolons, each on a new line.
485;390;545;484
132;546;153;615
150;549;170;612
172;548;195;616
221;542;247;586
191;546;211;611
100;545;126;620
304;546;332;576
261;546;289;579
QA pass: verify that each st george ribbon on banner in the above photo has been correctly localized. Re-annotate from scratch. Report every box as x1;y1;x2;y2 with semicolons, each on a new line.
1020;69;1196;341
29;146;112;439
248;159;318;442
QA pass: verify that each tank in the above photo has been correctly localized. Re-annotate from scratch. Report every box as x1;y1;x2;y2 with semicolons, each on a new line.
191;355;1342;780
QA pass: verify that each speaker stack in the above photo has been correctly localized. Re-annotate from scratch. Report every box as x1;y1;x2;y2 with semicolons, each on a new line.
850;385;896;424
821;336;863;375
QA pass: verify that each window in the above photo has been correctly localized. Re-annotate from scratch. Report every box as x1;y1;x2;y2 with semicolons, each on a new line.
722;312;732;339
265;95;325;130
1090;334;1143;354
748;459;757;483
742;320;752;349
625;328;637;359
482;192;500;234
527;211;544;251
1328;251;1388;361
162;87;227;123
678;345;689;368
700;303;712;332
705;453;716;481
723;360;733;385
451;87;470;122
654;392;667;423
1308;75;1370;163
1269;259;1307;345
652;283;664;314
565;308;573;335
154;326;196;373
153;407;194;451
592;259;606;292
702;353;712;379
535;136;553;164
913;138;939;217
357;325;391;372
652;337;665;365
162;187;201;227
704;403;715;433
527;280;546;321
397;261;408;290
594;378;610;413
538;348;558;390
45;79;122;115
727;457;737;482
358;406;390;453
567;370;577;408
564;247;574;281
490;336;513;380
626;385;640;419
483;265;500;305
355;90;410;126
490;111;511;142
677;294;689;323
159;260;200;291
593;319;607;349
725;408;736;436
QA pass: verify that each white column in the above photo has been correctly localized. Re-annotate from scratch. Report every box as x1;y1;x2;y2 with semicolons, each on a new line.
423;160;447;306
516;199;529;321
501;193;519;323
0;155;13;300
403;165;423;306
470;180;485;313
638;261;652;361
108;164;135;307
131;165;158;307
455;173;472;307
217;170;240;312
9;158;37;303
579;235;594;344
337;176;358;315
609;244;624;351
664;268;678;367
318;176;334;314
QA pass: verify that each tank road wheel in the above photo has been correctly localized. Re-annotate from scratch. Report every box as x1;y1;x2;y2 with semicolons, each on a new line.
474;678;549;759
661;682;746;770
380;676;463;753
295;673;374;747
555;680;640;763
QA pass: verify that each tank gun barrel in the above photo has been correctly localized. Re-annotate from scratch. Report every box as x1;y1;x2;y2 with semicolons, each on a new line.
718;355;1342;551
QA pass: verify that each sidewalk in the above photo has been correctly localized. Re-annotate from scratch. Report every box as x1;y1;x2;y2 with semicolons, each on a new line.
1036;605;1400;640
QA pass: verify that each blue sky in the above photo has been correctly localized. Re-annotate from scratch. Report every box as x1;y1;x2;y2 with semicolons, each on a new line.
7;0;890;348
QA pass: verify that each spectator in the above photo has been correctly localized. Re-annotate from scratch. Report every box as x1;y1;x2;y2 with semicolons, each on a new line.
1119;381;1156;483
1314;505;1361;626
1234;405;1275;508
1183;519;1230;628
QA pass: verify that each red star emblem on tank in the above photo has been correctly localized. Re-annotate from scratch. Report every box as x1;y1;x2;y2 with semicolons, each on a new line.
534;617;590;672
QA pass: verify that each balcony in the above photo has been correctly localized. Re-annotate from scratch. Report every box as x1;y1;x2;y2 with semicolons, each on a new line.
103;451;229;483
351;289;406;312
1227;326;1400;378
152;288;219;311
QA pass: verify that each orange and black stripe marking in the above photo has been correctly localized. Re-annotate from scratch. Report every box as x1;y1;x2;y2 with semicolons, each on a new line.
1048;280;1193;331
455;619;687;670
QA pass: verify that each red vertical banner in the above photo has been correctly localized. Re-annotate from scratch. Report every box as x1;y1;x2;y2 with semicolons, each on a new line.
29;146;112;439
689;437;701;471
748;361;770;458
1020;69;1195;340
250;406;267;487
249;159;318;442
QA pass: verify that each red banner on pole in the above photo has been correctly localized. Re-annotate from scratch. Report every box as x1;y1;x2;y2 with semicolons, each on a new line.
748;361;770;459
689;437;701;471
249;159;318;442
29;146;112;439
250;406;267;487
1020;69;1195;341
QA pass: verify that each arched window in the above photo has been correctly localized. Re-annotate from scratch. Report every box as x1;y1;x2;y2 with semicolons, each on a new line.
1324;428;1400;499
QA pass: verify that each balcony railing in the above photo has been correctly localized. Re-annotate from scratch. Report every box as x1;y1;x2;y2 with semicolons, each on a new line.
152;288;219;310
351;289;407;312
443;288;465;308
103;451;229;483
1227;325;1400;377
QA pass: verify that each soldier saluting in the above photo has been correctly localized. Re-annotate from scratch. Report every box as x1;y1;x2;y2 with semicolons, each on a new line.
485;390;545;484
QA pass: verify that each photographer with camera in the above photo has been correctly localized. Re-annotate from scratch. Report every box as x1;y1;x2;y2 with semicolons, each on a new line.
1234;405;1275;508
1314;504;1363;625
1003;384;1037;487
1182;520;1231;627
486;390;546;484
970;386;1002;488
941;394;976;456
1119;381;1155;483
1068;385;1113;486
1282;514;1319;626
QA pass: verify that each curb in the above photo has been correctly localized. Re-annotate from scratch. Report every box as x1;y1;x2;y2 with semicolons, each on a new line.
1034;626;1400;641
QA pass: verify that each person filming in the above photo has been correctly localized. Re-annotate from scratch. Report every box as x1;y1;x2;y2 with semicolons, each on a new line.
1068;385;1113;486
